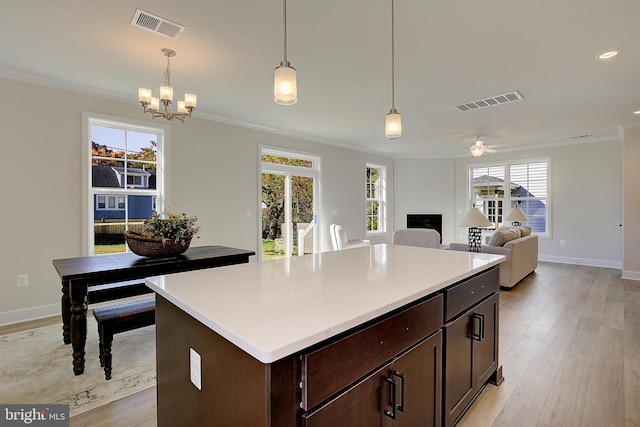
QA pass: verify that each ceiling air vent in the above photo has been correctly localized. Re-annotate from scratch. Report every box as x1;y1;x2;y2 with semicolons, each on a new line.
131;9;185;39
455;91;524;112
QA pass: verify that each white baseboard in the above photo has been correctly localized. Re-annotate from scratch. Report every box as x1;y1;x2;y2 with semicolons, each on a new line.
0;295;154;328
0;303;60;327
622;270;640;281
539;254;622;269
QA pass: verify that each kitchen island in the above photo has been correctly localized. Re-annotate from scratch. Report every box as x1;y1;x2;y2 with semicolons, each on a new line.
146;244;504;427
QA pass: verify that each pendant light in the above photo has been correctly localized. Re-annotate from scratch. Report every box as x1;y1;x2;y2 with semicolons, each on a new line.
274;0;297;105
385;0;401;139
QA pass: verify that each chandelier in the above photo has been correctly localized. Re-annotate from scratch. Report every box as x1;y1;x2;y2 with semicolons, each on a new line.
138;48;196;122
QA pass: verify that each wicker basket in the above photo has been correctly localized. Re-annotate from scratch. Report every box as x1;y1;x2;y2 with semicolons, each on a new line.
124;231;192;258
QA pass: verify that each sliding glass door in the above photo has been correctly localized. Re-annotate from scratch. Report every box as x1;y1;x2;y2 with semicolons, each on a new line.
260;148;319;260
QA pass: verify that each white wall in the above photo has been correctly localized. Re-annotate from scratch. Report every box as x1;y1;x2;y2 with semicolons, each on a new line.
394;159;454;244
623;126;640;279
0;77;393;325
453;141;624;268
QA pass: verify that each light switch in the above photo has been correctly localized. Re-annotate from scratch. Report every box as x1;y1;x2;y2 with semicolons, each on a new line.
190;348;201;390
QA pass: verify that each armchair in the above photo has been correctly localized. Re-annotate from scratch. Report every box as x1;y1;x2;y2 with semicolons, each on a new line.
330;224;370;251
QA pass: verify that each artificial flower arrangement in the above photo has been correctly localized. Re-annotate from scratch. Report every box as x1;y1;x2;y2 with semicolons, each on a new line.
124;208;200;257
140;208;201;245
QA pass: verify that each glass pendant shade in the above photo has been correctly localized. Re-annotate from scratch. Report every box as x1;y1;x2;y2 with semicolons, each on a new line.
138;87;152;104
160;85;173;102
385;109;402;139
149;97;160;112
184;92;197;108
274;62;297;105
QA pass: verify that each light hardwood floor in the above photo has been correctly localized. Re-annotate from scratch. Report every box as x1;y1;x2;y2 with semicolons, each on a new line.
6;262;638;426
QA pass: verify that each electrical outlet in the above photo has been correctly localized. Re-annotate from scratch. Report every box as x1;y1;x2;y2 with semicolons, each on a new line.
190;348;202;390
17;274;29;287
560;240;566;247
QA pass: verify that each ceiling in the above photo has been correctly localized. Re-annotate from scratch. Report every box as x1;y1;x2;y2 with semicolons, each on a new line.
2;0;639;157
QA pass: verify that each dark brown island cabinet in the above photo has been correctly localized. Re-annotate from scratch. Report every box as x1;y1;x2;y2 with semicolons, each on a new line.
154;265;502;427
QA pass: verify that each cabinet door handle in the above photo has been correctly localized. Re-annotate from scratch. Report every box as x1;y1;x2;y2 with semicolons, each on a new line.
393;371;406;412
472;313;485;341
384;377;397;420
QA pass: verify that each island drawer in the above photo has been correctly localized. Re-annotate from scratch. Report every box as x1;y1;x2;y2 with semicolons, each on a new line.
443;266;498;321
301;293;443;411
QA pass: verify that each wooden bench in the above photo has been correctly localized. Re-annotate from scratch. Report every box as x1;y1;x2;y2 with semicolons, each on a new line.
87;279;153;304
92;298;156;380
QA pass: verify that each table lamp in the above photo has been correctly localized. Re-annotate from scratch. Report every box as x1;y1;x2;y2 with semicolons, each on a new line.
504;205;528;226
459;207;492;252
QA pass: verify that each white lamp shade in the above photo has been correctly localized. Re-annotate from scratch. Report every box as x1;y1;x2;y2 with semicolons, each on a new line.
160;85;173;102
459;207;492;227
149;97;160;112
184;92;197;108
138;87;152;104
177;101;187;114
274;64;297;105
505;205;529;222
385;110;402;139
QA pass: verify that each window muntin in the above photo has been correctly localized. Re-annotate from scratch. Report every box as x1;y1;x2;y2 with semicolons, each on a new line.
469;159;549;236
366;164;386;234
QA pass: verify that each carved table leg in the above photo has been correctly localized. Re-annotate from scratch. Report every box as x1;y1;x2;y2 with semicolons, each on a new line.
61;279;71;345
70;281;88;375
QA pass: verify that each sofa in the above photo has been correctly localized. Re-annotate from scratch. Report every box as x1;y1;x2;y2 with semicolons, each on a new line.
450;225;538;289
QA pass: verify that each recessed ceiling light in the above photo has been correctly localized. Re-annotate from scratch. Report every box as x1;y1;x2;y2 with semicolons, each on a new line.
597;50;619;60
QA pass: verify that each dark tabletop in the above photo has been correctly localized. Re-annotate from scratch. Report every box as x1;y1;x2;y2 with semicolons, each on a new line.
52;245;255;284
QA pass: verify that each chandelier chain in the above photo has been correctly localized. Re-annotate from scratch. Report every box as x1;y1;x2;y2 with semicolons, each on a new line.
165;54;171;87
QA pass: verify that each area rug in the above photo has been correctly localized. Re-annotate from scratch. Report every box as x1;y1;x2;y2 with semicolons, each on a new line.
0;317;156;417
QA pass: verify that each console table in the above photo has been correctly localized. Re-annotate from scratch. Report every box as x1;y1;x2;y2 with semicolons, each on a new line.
52;245;254;375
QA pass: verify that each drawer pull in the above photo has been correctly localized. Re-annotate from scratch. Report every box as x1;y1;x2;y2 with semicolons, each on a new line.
472;313;485;341
393;371;406;412
384;377;397;419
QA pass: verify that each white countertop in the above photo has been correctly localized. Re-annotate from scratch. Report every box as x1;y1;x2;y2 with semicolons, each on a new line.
146;244;504;364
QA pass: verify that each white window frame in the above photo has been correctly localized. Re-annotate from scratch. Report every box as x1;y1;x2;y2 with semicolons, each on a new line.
468;157;551;237
82;112;166;256
366;163;387;235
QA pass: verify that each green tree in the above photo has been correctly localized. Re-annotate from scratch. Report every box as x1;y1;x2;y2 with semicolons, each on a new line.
261;155;314;240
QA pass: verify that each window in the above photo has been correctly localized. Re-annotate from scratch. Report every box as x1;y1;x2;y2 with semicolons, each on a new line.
96;195;126;210
84;115;164;255
366;164;386;234
469;159;549;236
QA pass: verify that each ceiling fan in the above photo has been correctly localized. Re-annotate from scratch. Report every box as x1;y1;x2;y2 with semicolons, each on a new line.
469;136;496;157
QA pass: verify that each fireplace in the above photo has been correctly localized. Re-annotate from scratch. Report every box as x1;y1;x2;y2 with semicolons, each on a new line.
407;214;443;243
